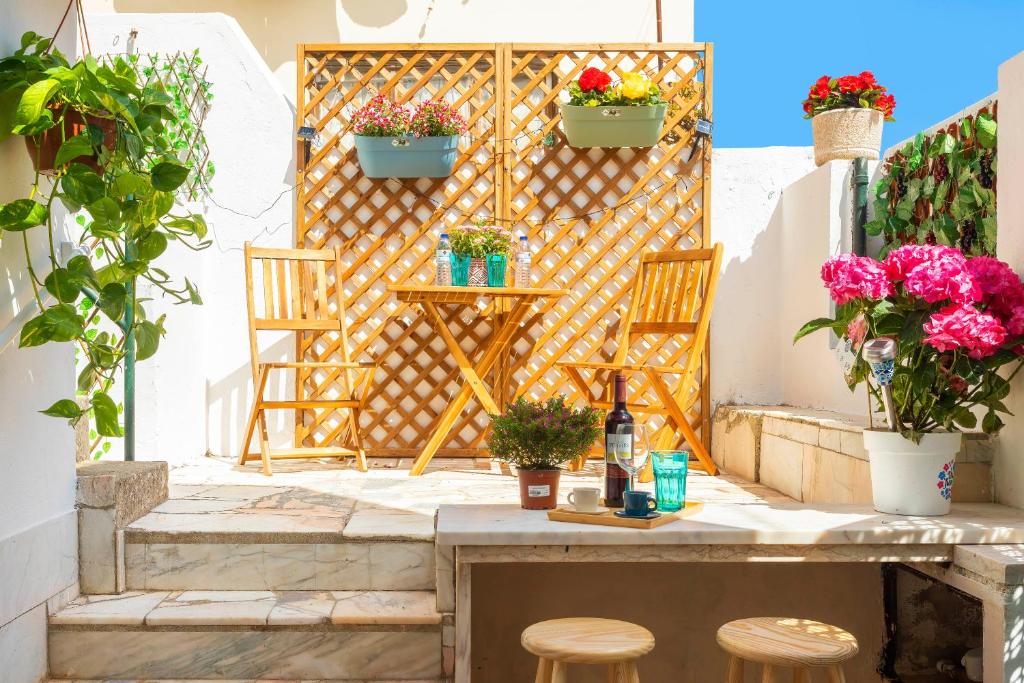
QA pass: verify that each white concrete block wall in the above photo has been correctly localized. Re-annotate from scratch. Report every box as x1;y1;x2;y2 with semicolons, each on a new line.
995;51;1024;508
0;4;81;681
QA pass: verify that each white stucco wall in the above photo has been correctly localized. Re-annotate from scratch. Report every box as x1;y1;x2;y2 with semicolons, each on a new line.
0;5;80;681
711;150;869;415
83;0;694;104
995;51;1024;508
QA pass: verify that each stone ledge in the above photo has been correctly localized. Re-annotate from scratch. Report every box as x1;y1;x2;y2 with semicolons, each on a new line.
713;405;993;504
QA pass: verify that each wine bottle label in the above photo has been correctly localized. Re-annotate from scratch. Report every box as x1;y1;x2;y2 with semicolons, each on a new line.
605;433;632;463
527;484;550;497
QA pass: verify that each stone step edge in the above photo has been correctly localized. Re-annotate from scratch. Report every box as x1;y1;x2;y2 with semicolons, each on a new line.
124;529;437;544
50;590;444;629
48;680;445;683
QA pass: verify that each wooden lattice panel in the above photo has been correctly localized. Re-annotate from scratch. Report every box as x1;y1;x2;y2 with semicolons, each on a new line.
297;43;712;456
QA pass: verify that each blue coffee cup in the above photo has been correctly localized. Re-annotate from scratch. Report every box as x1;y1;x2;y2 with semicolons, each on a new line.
622;490;657;517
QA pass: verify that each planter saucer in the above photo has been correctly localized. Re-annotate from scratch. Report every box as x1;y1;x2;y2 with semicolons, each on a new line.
613;510;661;521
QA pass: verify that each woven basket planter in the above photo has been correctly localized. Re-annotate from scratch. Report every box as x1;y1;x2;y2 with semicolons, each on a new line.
560;103;666;148
811;108;883;166
354;134;459;178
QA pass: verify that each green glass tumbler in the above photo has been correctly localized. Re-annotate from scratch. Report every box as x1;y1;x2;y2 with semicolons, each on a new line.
652;450;688;512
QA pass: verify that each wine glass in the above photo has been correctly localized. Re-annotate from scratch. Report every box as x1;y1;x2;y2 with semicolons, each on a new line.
612;423;650;492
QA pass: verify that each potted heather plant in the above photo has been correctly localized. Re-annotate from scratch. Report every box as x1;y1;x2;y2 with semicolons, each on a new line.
802;71;896;166
561;67;667;148
352;95;466;178
489;396;602;510
796;245;1024;515
449;224;513;287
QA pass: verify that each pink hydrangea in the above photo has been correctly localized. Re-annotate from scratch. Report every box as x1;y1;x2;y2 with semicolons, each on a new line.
885;244;979;304
923;304;1007;359
820;253;893;305
966;257;1024;337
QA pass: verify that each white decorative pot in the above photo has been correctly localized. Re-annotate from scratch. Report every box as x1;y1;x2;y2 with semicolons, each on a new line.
863;430;961;516
811;108;883;166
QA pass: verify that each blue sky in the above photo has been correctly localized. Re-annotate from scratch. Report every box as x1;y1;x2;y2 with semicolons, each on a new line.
696;0;1024;149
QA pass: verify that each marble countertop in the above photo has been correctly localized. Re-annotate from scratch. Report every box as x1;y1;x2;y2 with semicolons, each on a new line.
436;503;1024;547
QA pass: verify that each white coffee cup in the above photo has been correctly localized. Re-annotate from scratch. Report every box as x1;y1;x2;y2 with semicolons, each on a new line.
567;487;601;512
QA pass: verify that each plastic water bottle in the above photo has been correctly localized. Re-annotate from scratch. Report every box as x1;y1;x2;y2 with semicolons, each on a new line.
514;234;531;288
435;233;452;286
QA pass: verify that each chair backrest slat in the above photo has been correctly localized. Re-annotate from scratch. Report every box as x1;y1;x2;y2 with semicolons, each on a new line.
619;244;724;341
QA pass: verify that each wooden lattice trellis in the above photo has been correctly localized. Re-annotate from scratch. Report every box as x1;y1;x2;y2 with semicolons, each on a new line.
296;43;712;458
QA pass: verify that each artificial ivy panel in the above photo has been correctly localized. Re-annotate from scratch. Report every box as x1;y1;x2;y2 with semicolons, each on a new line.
867;103;997;256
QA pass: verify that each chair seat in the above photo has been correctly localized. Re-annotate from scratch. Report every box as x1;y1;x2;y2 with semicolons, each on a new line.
521;617;655;664
556;360;687;374
716;617;859;668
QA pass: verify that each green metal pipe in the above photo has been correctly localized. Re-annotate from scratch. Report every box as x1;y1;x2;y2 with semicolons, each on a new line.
124;244;136;462
853;157;869;256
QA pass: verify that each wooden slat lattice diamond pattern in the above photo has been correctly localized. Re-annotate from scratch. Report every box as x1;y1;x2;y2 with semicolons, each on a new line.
297;43;712;457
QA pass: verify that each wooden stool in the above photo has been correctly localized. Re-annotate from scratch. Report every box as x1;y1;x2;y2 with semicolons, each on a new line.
522;617;655;683
717;617;859;683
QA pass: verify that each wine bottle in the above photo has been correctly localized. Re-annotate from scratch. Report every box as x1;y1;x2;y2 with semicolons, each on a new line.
604;374;633;508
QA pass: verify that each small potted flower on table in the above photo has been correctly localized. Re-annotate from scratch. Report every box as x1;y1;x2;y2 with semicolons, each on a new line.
802;71;895;166
489;396;602;510
560;67;667;148
352;94;467;178
449;224;513;287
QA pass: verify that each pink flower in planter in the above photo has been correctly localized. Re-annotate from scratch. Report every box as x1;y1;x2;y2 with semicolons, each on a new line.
820;253;893;305
885;244;979;304
966;256;1024;336
923;304;1007;359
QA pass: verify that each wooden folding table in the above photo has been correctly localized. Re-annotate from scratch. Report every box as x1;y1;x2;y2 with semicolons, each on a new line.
387;285;569;476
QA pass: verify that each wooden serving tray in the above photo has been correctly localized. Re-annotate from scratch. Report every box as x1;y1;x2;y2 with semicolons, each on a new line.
547;501;703;529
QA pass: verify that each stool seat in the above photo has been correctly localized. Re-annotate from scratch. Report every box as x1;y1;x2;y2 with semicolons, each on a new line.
717;617;859;668
522;617;655;664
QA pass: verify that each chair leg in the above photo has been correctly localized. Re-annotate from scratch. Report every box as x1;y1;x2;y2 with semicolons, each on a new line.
240;366;270;468
826;665;847;683
608;661;639;683
550;660;568;683
349;408;368;472
725;655;744;683
643;368;717;475
793;667;811;683
257;410;273;476
535;657;553;683
761;664;778;683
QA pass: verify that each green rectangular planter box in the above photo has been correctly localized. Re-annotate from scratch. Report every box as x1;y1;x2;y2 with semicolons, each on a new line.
354;134;459;178
560;103;667;149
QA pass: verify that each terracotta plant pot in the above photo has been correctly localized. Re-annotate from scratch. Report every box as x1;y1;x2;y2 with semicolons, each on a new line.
25;107;116;174
517;468;561;510
811;107;883;166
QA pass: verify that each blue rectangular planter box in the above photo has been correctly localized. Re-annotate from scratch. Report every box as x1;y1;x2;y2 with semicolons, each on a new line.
354;134;460;178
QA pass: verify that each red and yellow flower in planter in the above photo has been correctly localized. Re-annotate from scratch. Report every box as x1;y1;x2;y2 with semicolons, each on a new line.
561;67;667;148
802;71;895;166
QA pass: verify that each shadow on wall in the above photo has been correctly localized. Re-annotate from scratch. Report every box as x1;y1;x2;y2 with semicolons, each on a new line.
104;0;372;74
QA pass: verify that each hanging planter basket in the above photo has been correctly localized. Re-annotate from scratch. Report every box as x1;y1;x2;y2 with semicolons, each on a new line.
353;134;459;178
26;107;116;174
811;108;883;166
560;103;667;149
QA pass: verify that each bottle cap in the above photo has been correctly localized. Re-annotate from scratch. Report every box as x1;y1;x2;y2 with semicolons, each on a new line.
519;234;527;241
441;233;449;239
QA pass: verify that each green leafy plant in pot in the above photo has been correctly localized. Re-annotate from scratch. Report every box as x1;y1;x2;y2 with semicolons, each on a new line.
0;31;209;438
449;224;512;287
489;396;602;510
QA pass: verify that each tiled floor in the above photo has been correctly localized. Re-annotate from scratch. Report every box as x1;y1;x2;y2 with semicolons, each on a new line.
139;455;791;542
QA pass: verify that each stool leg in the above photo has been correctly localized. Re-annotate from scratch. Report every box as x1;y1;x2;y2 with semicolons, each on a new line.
550;660;568;683
826;665;847;683
761;664;778;683
535;658;553;683
726;656;744;683
793;668;811;683
608;661;640;683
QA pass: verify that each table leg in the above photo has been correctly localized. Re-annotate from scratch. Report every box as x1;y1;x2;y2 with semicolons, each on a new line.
410;298;535;476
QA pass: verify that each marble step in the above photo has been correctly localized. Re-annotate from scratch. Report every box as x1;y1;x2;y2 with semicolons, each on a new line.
124;500;437;591
49;590;443;681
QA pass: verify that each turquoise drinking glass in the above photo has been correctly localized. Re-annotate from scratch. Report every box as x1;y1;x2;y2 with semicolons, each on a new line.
652;450;688;512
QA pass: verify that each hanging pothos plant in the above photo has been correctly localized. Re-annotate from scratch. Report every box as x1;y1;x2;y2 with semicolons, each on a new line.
865;109;997;257
0;31;209;436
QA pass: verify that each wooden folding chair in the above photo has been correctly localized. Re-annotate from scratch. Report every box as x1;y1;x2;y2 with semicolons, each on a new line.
240;243;376;475
556;243;723;475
